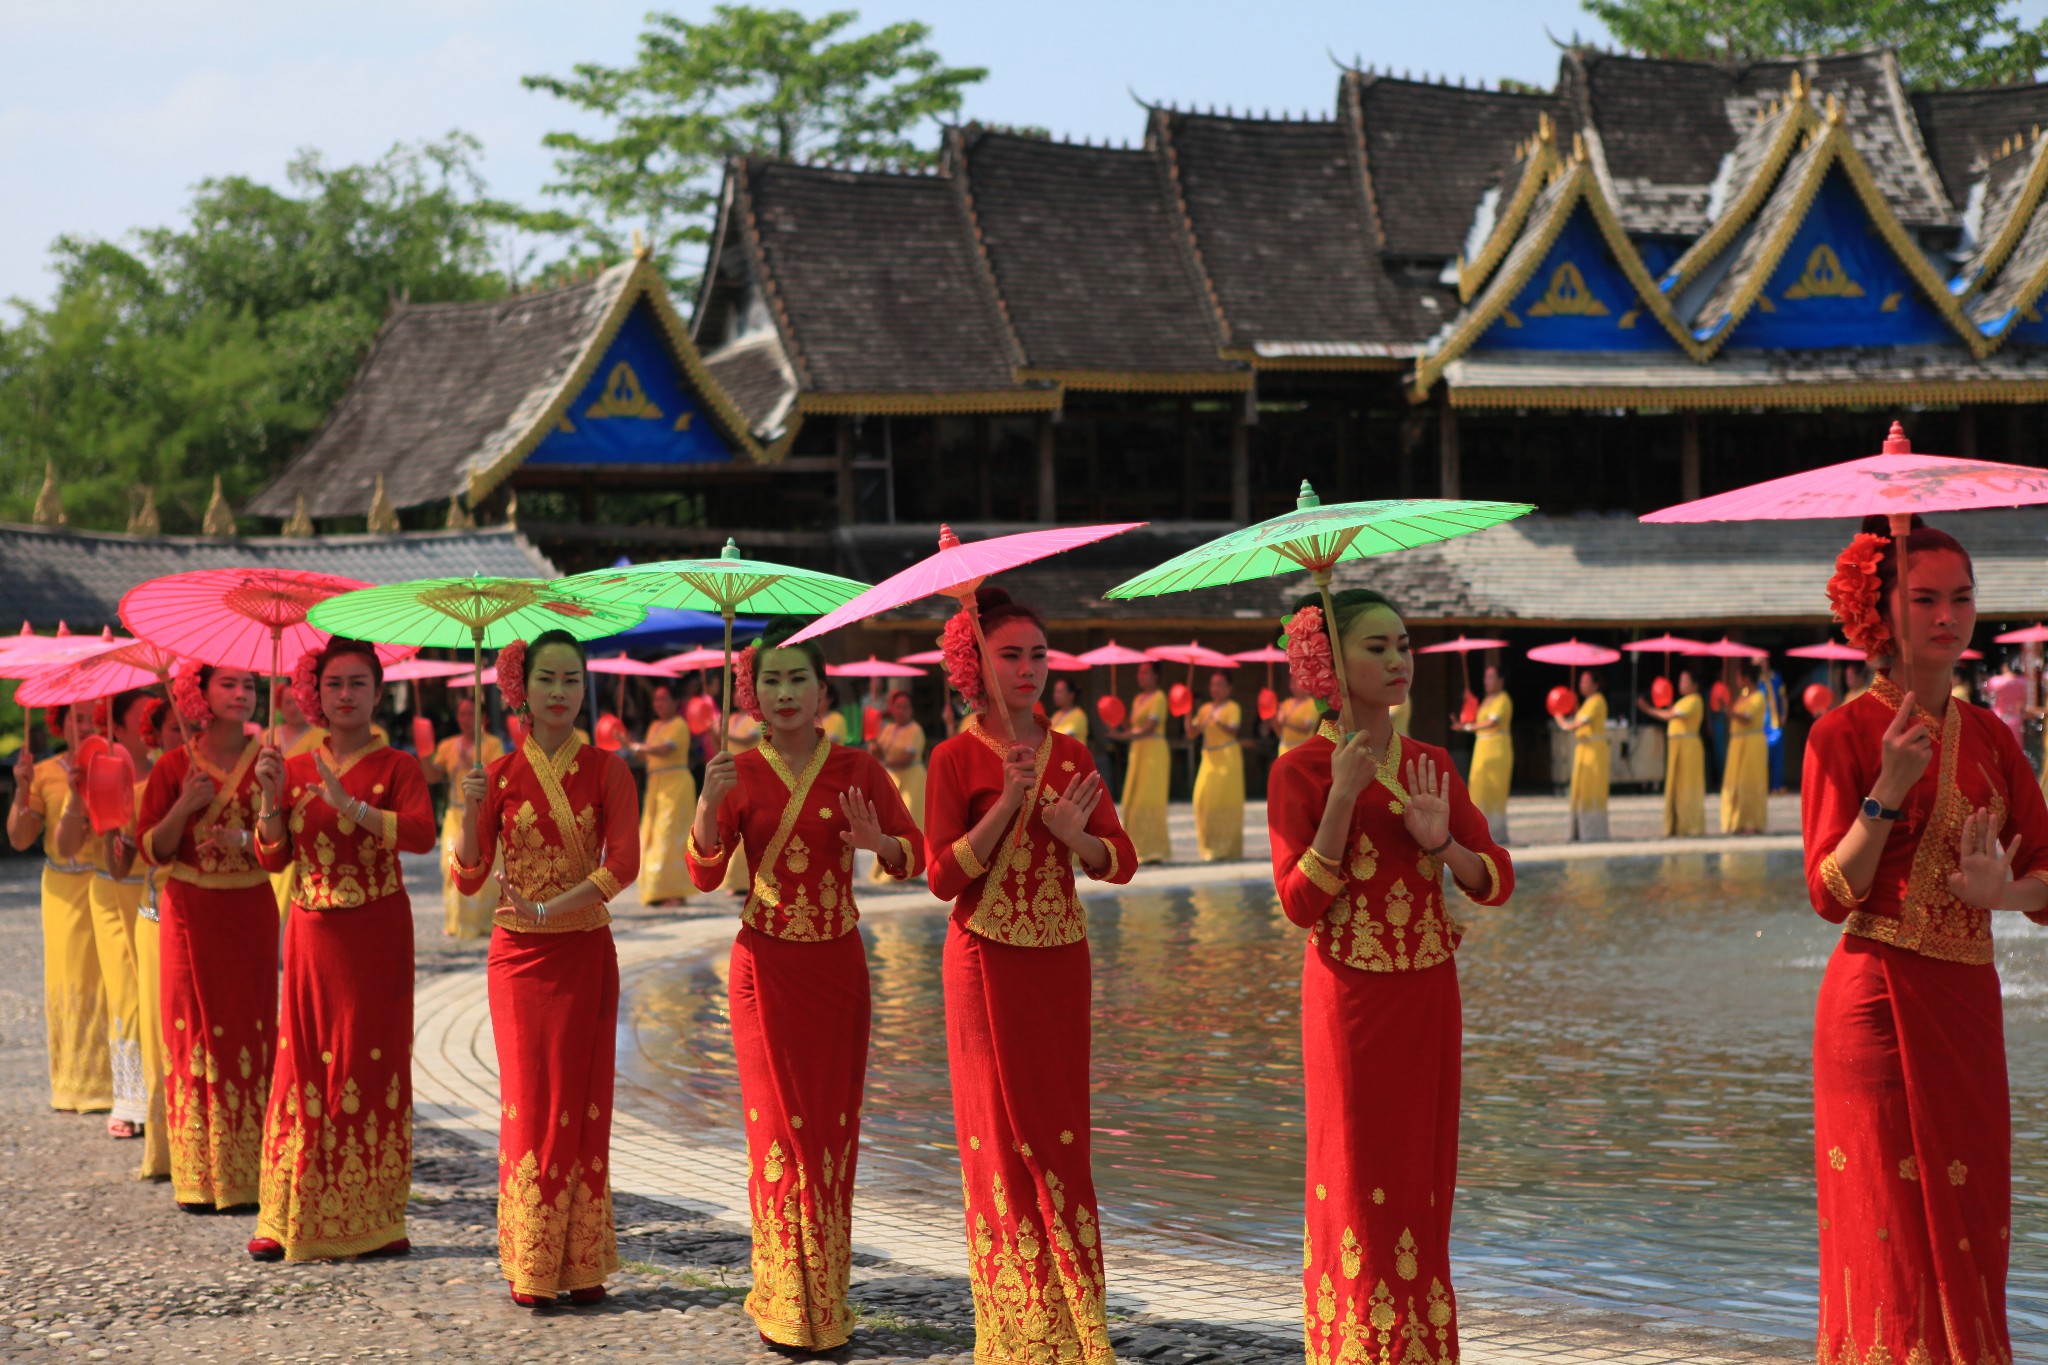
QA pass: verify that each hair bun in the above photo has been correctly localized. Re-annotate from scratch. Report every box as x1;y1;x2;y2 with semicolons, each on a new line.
974;585;1013;612
1859;512;1924;537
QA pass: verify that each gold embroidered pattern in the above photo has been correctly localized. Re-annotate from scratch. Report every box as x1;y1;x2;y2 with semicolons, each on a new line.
166;1026;270;1208
746;1135;856;1350
499;1150;618;1295
962;1167;1113;1365
1298;849;1345;895
255;1060;410;1258
952;835;988;879
158;741;271;888
494;736;614;935
744;738;844;941
962;721;1090;947
1819;852;1861;910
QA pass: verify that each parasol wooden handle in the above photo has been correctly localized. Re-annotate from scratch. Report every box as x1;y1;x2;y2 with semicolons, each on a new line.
960;589;1013;741
471;627;485;770
1314;570;1358;738
1888;512;1914;679
720;607;734;756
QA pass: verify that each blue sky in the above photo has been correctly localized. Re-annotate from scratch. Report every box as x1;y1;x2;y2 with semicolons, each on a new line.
4;0;2045;310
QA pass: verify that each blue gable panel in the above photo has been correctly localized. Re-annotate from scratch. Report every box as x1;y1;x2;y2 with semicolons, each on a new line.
1475;204;1678;352
527;300;734;466
1721;171;1957;350
1998;300;2048;343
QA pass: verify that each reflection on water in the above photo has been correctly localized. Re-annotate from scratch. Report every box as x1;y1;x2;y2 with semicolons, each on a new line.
618;852;2048;1340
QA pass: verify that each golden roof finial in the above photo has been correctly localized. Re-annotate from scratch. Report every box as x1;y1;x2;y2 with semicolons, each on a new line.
632;228;650;261
504;488;519;528
202;475;236;537
1826;91;1843;125
445;494;473;530
1571;131;1587;163
1789;69;1805;99
366;473;400;534
1537;111;1554;142
126;485;159;537
32;461;63;527
281;493;315;538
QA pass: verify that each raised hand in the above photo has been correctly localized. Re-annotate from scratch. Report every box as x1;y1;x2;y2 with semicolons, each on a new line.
1328;729;1377;801
254;745;285;806
11;738;32;795
457;766;487;810
999;744;1036;812
1876;691;1933;801
838;787;889;855
699;750;737;815
1401;754;1453;853
1948;807;2018;909
311;749;348;812
176;764;217;818
1043;771;1104;848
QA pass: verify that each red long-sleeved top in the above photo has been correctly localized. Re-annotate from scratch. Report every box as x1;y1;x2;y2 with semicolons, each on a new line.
138;738;270;890
253;741;437;908
924;716;1136;947
685;736;925;940
1268;721;1513;973
449;735;639;934
1801;673;2048;964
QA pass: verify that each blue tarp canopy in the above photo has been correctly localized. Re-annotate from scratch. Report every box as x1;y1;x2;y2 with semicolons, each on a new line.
595;606;767;651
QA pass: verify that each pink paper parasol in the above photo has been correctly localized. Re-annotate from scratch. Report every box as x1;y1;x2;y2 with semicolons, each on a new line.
0;630;123;679
17;639;179;706
785;521;1144;735
1148;642;1239;669
1962;648;1984;661
897;650;947;665
587;657;680;677
1045;649;1090;672
1416;637;1509;655
657;647;729;671
382;658;475;682
1230;645;1291;663
1786;641;1868;661
1685;637;1771;659
827;656;927;678
1994;624;2048;645
448;668;500;688
119;568;413;742
1621;634;1708;654
1075;642;1154;667
1527;641;1622;667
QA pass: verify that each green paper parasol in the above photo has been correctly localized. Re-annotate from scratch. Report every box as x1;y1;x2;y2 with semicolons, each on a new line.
1104;483;1533;734
306;576;645;766
560;541;869;751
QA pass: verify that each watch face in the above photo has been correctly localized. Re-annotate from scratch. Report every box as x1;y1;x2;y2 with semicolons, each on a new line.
1861;797;1881;818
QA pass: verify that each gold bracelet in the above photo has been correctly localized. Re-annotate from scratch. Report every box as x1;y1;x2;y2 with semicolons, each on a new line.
1306;844;1340;867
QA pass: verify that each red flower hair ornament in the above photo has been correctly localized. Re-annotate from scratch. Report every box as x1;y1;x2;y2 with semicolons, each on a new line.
291;649;326;729
495;640;528;714
732;645;763;723
1279;605;1343;711
172;665;214;730
1826;532;1892;658
941;609;984;707
92;697;111;736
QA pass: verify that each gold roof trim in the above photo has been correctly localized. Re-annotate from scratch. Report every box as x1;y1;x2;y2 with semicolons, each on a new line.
466;257;769;505
1960;136;2048;300
1690;123;1993;362
1659;99;1821;298
1411;160;1706;401
1457;125;1563;302
1444;375;2048;412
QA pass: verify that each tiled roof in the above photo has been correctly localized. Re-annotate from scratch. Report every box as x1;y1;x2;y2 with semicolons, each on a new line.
1348;72;1562;260
700;330;798;438
1690;134;1834;335
1340;507;2048;625
734;161;1021;394
0;525;556;631
1156;110;1441;350
1439;345;2048;408
1912;82;2048;207
248;266;634;518
953;130;1232;375
1956;135;2048;292
1968;189;2048;340
1657;98;1817;295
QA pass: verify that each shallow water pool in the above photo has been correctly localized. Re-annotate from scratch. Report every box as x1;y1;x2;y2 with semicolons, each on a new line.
616;851;2048;1341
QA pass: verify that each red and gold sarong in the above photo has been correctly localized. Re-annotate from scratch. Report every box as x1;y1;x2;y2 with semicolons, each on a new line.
731;926;870;1349
1301;949;1462;1365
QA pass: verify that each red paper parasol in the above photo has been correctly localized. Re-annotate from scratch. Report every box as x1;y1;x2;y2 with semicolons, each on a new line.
1644;422;2048;660
784;521;1144;735
827;656;926;678
1962;648;1984;661
1527;641;1622;667
1685;637;1771;659
1787;641;1868;660
119;569;411;742
587;657;679;677
85;749;137;834
896;650;947;665
383;658;473;682
16;639;177;706
1995;624;2048;645
412;715;436;757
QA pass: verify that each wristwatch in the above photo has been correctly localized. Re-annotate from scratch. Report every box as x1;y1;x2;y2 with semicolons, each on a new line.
1861;795;1903;821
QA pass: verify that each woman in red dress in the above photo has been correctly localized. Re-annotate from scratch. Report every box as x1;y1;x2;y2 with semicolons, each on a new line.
451;628;640;1307
137;663;276;1212
248;638;437;1262
922;587;1136;1365
685;620;925;1353
1803;516;2048;1365
1265;588;1514;1365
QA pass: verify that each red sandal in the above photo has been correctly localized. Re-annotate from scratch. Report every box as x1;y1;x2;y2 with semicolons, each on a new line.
509;1288;547;1308
568;1286;605;1305
246;1237;284;1262
357;1238;410;1259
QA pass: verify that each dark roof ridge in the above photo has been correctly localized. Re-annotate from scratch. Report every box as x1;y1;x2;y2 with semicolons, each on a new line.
1336;71;1389;251
1147;108;1237;349
729;156;813;388
941;126;1031;373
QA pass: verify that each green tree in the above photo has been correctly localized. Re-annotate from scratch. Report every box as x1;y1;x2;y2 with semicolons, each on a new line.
0;135;527;533
524;5;986;280
1585;0;2048;86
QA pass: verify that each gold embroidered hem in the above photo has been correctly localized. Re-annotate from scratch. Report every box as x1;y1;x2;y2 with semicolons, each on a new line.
257;1095;411;1260
953;835;988;879
1085;839;1120;884
588;867;623;902
498;1151;620;1295
1469;852;1503;906
493;902;612;935
164;865;272;890
168;1066;268;1208
746;1149;855;1351
1299;849;1346;896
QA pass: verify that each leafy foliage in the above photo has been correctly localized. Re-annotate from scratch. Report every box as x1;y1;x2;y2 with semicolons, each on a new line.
524;5;985;281
0;136;520;533
1585;0;2048;87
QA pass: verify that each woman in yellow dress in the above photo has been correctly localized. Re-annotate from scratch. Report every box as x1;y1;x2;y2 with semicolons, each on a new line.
1186;671;1244;861
59;690;159;1140
1457;664;1514;843
8;704;110;1114
127;701;187;1179
1721;660;1770;835
1638;668;1705;837
1555;670;1610;842
819;682;849;744
633;683;697;905
265;685;326;923
1270;683;1320;755
721;704;763;893
1048;676;1089;746
421;697;507;937
1116;660;1172;863
868;690;927;883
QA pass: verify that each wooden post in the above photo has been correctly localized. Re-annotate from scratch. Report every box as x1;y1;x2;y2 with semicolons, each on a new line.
975;416;993;520
1680;412;1702;503
1335;404;1355;498
1436;387;1461;499
1958;406;1979;458
1179;399;1196;519
835;417;856;524
1231;388;1253;524
1036;413;1057;524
